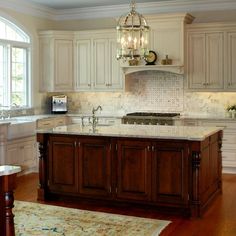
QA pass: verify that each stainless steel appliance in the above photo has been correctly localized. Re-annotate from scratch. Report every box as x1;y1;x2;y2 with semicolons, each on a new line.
122;112;180;125
51;95;67;114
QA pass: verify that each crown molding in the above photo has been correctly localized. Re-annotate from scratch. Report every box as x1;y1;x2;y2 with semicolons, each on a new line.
0;0;54;19
1;0;236;21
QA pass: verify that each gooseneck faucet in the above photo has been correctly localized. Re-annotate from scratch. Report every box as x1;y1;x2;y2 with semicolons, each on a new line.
89;105;102;129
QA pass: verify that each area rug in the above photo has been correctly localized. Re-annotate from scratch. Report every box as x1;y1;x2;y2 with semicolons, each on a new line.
13;200;171;236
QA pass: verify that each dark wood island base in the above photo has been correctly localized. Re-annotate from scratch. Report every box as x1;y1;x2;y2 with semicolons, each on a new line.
37;130;222;217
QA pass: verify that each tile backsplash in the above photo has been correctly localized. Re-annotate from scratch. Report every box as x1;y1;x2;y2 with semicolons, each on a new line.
45;71;236;116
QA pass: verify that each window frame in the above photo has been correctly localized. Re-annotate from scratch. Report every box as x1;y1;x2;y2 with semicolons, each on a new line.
0;17;31;109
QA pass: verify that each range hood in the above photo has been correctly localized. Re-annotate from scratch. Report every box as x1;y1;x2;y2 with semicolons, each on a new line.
120;13;194;75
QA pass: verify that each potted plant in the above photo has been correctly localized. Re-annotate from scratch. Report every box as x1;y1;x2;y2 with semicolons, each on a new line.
226;105;236;118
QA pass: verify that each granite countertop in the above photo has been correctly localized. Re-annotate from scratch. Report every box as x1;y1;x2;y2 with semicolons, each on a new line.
37;124;222;141
0;165;21;176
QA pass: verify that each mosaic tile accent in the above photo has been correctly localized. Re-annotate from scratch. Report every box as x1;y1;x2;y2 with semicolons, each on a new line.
45;71;236;117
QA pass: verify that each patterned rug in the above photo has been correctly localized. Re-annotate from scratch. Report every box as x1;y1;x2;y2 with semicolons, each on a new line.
13;200;171;236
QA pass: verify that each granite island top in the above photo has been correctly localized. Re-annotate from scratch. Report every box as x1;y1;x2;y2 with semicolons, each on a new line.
0;165;21;176
37;124;223;141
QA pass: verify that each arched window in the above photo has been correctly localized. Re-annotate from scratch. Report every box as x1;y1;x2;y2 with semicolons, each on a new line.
0;16;31;109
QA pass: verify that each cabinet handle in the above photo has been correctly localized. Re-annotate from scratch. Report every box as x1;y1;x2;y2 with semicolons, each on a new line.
88;84;91;87
228;82;232;86
74;141;77;147
147;146;150;151
109;186;112;193
152;146;155;151
106;84;109;86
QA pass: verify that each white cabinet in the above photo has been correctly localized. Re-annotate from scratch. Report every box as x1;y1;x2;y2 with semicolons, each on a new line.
39;31;74;92
225;31;236;89
74;30;123;91
6;136;37;174
37;116;68;129
187;23;236;91
180;118;236;174
187;31;224;90
149;13;194;66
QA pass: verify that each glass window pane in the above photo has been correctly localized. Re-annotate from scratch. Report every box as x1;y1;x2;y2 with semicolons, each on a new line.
0;17;30;43
11;47;27;106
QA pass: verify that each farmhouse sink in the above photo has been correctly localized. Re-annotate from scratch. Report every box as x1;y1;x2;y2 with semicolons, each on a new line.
0;118;36;140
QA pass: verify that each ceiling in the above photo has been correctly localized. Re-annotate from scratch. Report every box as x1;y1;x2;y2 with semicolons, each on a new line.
26;0;169;10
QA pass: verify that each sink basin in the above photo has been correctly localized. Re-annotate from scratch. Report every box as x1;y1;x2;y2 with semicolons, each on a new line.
8;120;36;139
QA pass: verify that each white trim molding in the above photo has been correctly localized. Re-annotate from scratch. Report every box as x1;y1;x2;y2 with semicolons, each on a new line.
1;0;236;20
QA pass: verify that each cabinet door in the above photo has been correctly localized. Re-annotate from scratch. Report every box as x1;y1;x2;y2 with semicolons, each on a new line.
108;39;123;90
153;142;189;206
206;33;224;89
48;136;78;193
187;32;224;90
226;32;236;89
6;143;20;166
116;139;152;201
74;39;92;90
187;33;206;89
22;139;36;170
54;39;74;91
78;137;111;198
93;38;109;90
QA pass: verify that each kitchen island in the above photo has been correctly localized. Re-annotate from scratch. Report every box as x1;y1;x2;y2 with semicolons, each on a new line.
37;124;223;217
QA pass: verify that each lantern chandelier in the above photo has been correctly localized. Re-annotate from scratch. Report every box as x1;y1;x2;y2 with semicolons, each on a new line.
116;1;150;61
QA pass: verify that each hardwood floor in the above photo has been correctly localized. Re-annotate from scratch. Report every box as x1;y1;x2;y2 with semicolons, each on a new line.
14;173;236;236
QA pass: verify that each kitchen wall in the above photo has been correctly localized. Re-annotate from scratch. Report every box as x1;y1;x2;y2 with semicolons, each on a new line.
46;71;236;117
1;7;236;117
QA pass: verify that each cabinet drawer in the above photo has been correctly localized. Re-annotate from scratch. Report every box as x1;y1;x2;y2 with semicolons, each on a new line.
54;117;66;127
37;119;54;129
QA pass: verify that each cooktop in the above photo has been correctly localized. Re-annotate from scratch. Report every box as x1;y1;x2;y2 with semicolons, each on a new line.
125;112;180;117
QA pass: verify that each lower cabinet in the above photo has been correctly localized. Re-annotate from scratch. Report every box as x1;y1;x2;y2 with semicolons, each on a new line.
6;136;37;173
38;133;221;217
46;135;189;204
153;142;189;206
116;139;152;201
49;136;78;194
78;137;111;198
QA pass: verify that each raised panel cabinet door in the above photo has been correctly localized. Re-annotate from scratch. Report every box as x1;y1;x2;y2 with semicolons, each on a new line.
48;136;78;194
116;139;152;201
74;39;92;90
108;39;123;90
54;39;74;91
206;33;224;89
6;143;20;166
226;32;236;89
153;142;189;206
22;139;36;170
187;33;206;89
93;38;109;90
78;137;111;198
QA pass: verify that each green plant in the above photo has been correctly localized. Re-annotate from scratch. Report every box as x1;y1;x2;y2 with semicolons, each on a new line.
227;105;236;111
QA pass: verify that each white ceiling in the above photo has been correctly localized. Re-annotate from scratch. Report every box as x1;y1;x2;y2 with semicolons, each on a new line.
26;0;169;10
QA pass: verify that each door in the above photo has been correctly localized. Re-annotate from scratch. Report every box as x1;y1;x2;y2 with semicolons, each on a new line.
116;139;152;201
187;33;206;89
54;39;74;91
93;38;109;90
74;39;92;90
78;137;111;198
48;136;78;194
226;32;236;89
153;142;189;206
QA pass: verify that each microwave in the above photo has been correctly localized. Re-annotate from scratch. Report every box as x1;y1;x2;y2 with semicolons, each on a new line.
51;95;67;114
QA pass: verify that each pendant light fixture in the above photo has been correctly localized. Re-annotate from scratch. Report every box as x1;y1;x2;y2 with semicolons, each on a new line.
116;1;150;62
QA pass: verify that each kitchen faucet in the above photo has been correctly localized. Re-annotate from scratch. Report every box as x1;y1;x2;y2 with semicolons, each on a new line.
89;105;102;129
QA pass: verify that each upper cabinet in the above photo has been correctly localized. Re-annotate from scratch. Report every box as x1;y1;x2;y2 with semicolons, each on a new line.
39;31;74;92
226;31;236;90
186;23;236;91
74;30;123;91
39;30;123;92
121;13;194;75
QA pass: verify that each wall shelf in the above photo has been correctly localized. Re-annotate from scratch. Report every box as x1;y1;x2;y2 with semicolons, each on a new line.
121;65;184;75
